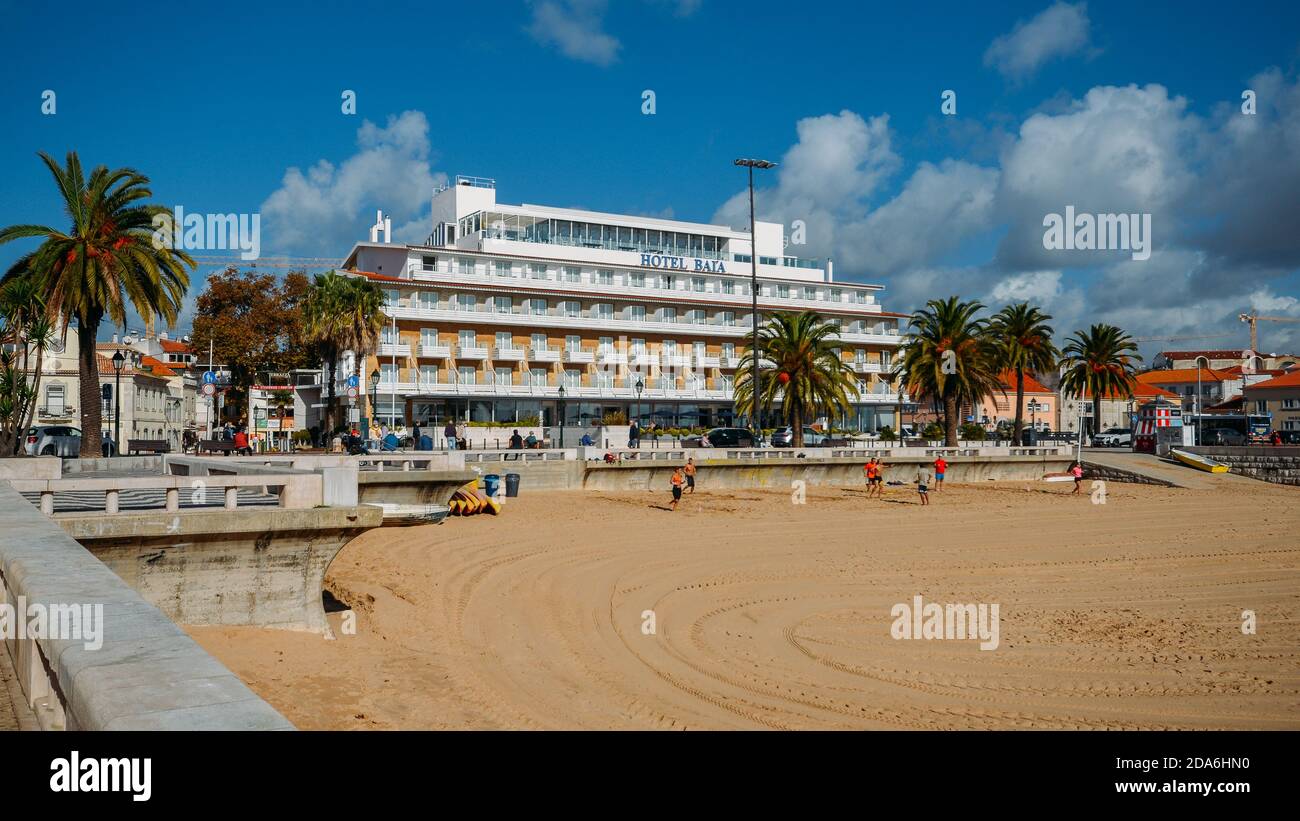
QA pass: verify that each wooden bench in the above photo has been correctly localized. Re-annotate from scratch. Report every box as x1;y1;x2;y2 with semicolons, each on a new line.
127;439;171;455
198;439;239;455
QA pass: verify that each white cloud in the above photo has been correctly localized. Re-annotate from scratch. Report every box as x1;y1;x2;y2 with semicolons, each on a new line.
526;0;621;66
984;2;1093;81
260;111;443;256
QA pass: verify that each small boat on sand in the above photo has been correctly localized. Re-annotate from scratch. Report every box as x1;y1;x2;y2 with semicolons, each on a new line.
365;503;450;525
1170;449;1230;474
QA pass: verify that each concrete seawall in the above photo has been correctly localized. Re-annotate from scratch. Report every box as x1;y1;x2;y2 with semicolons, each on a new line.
1185;446;1300;486
358;470;478;505
57;506;382;634
0;483;293;730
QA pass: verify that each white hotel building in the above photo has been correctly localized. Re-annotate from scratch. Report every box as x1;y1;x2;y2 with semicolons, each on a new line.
341;176;906;432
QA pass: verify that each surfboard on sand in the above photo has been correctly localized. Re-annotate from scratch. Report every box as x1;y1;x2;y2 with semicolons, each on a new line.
1042;473;1075;482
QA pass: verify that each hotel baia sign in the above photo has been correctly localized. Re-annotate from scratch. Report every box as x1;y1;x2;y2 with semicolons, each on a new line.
640;253;728;273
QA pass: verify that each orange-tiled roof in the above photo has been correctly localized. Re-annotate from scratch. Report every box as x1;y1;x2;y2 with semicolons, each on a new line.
1077;382;1179;399
997;370;1052;394
1157;349;1253;360
1247;370;1300;390
140;355;178;377
158;339;192;353
1136;367;1234;385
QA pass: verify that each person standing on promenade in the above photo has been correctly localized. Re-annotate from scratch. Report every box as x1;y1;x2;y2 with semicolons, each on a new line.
933;455;948;492
456;419;468;451
629;420;640;449
443;419;457;451
684;458;697;494
670;466;686;511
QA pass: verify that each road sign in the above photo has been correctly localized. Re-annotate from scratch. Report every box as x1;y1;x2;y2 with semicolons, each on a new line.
347;387;358;399
202;370;217;385
346;375;360;389
201;383;216;397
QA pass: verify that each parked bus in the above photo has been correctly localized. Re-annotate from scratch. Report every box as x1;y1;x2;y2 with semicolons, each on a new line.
1186;412;1273;444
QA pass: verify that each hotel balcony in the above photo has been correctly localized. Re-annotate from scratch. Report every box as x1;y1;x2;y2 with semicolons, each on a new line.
418;342;452;358
630;351;657;367
531;346;561;362
457;345;489;360
720;356;744;369
694;354;721;368
851;361;883;374
494;346;527;361
598;349;628;366
564;348;595;363
660;352;692;368
377;342;411;357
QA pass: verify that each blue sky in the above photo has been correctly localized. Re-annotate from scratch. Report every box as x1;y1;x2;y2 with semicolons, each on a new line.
3;0;1299;354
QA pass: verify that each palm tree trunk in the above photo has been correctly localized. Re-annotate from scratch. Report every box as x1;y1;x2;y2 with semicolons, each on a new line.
76;316;103;457
943;395;960;446
325;356;337;433
792;406;803;447
19;343;45;454
1012;369;1026;444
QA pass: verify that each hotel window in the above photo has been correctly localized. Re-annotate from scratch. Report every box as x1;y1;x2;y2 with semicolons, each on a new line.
596;372;614;389
493;261;513;277
419;329;438;349
693;341;706;360
495;331;513;350
596;269;613;286
630;272;646;288
562;266;581;283
528;263;548;280
456;257;475;275
631;338;646;356
1283;398;1299;409
381;325;396;345
1256;399;1270;413
530;333;549;351
458;366;476;385
687;309;706;325
565;335;582;352
881;351;892;370
721;311;735;327
661;275;675;290
830;288;842;302
628;305;646;322
560;300;580;318
494;296;511;313
803;287;817;301
495;367;513;386
722;342;735;359
661;307;676;323
663;339;677;355
453;293;476;311
777;285;790;299
421;255;437;272
691;277;706;292
417;291;438;310
592;303;613;320
688;372;705;390
563;370;581;389
379;364;397;384
855;349;866;364
384;289;400;307
528;299;547;316
459;330;478;349
419;366;438;386
598;337;614;355
721;280;735;295
526;368;548;387
720;374;734;392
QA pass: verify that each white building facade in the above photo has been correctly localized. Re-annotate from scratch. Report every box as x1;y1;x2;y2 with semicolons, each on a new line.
343;177;905;432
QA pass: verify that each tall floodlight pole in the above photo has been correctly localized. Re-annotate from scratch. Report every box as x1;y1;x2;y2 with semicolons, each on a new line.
734;158;776;442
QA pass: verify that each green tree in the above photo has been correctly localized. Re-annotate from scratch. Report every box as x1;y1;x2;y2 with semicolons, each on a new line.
733;311;857;447
1059;323;1142;441
989;302;1060;443
897;297;1003;447
303;272;386;432
0;271;56;454
0;152;192;455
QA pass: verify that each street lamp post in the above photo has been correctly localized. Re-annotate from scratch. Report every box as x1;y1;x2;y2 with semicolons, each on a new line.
734;158;776;441
557;385;566;449
369;368;380;435
110;350;125;456
635;377;644;431
1028;399;1042;444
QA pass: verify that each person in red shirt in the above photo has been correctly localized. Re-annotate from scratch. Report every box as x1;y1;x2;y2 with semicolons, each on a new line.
933;456;948;492
233;426;251;455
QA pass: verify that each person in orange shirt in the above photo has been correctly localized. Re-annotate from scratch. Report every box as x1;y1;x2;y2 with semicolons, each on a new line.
684;458;697;494
670;467;686;511
933;456;948;492
863;458;884;499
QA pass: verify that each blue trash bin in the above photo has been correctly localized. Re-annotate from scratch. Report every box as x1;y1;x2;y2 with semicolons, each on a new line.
483;474;501;497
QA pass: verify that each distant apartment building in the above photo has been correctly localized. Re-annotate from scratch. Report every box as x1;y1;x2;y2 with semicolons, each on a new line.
1242;370;1300;433
1153;349;1299;373
972;371;1058;431
1059;381;1180;435
340;176;907;432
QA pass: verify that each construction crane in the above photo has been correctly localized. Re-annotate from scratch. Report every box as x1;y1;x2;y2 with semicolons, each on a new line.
1239;312;1300;353
1132;333;1231;344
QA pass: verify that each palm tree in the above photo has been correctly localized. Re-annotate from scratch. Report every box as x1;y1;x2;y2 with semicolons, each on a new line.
989;302;1060;444
303;272;386;432
733;311;857;447
1059;323;1142;442
897;297;1003;446
0;152;193;455
0;271;56;454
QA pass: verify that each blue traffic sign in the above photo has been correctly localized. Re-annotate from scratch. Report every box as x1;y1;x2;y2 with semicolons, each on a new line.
202;371;217;385
346;375;360;388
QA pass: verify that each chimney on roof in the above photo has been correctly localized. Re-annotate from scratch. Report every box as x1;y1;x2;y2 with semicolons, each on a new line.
369;210;392;244
160;331;168;340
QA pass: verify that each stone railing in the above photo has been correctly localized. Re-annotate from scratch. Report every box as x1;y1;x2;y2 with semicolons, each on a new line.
10;472;323;515
0;482;293;730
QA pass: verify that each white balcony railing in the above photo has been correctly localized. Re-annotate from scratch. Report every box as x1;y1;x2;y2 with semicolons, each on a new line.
660;353;691;367
695;354;721;368
494;346;527;361
418;343;451;358
531;346;561;362
377;343;411;357
456;345;489;360
564;348;595;363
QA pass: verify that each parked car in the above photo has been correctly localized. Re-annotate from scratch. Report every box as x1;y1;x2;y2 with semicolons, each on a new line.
770;426;830;447
680;427;758;448
1277;430;1300;445
1202;428;1246;446
1093;427;1132;448
24;425;116;457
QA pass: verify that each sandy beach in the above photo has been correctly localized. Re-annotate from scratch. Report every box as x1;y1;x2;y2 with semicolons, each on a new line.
188;479;1300;730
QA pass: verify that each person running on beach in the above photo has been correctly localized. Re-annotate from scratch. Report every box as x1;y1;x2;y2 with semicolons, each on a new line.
933;456;948;492
684;458;697;494
1069;461;1084;494
915;467;931;506
863;458;879;499
670;466;686;511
